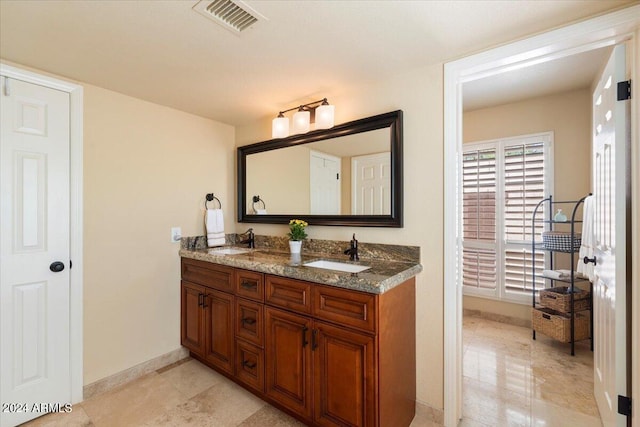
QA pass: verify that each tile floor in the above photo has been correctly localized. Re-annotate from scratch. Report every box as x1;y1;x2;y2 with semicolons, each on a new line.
23;316;599;427
461;315;601;427
22;357;438;427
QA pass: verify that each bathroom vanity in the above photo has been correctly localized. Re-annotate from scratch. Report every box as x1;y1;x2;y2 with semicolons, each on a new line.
179;245;421;427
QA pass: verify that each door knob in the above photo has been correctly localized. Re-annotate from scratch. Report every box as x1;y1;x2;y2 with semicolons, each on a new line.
49;261;65;272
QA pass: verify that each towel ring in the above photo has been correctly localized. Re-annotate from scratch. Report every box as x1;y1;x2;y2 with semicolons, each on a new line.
252;195;266;213
205;193;222;209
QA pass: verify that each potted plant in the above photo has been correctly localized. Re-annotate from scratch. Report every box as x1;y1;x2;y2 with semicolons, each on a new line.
287;219;308;254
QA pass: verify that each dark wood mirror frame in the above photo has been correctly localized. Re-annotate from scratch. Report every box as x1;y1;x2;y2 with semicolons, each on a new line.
237;110;403;227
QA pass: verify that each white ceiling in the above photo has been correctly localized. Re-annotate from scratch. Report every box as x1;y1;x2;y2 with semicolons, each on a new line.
0;0;634;126
463;46;612;111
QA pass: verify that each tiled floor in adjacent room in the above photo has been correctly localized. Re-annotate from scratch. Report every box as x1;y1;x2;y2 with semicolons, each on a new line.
23;316;599;427
461;315;601;427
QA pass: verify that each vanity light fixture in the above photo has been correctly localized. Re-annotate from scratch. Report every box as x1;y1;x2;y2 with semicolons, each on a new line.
271;98;335;138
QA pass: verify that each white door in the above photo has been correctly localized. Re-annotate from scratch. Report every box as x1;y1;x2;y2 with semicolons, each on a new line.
351;152;391;215
309;150;341;214
591;44;629;427
1;77;71;426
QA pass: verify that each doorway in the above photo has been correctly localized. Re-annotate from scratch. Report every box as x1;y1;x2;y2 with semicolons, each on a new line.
0;63;84;426
443;7;639;427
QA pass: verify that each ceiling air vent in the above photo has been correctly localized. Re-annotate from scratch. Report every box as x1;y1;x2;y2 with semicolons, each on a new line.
193;0;266;34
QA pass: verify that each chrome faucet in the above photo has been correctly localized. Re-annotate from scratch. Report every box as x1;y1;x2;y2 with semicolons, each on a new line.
344;233;359;261
239;228;255;248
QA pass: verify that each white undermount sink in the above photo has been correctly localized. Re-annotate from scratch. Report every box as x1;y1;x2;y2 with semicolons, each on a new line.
209;247;250;255
303;260;371;273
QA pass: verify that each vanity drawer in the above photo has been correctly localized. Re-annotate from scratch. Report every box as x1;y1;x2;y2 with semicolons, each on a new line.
235;298;263;346
313;285;376;333
265;275;312;315
181;258;234;292
235;270;264;302
235;339;264;393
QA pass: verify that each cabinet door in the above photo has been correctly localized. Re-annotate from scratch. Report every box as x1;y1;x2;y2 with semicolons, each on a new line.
313;322;376;427
203;289;235;374
181;281;205;357
265;307;313;419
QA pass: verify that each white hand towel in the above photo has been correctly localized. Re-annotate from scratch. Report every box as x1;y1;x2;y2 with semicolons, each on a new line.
542;269;563;280
206;209;224;234
577;196;595;281
256;209;267;215
207;237;226;247
205;209;225;247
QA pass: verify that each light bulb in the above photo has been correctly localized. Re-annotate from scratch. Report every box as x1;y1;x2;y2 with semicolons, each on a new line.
293;108;310;134
315;102;335;129
272;114;289;138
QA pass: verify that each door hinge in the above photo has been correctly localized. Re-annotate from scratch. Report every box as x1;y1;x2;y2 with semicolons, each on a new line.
70;260;73;269
618;395;631;417
617;80;631;101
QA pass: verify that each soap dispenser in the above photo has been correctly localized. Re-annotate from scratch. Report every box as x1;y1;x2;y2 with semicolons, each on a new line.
553;209;567;222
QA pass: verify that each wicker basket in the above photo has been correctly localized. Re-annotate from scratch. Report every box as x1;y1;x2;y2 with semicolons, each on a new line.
542;231;581;252
532;307;590;343
539;286;590;313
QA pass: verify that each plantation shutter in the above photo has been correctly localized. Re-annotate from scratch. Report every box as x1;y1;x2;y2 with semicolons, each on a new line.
462;148;496;241
503;141;546;242
463;247;497;289
503;140;547;295
463;133;551;300
504;248;545;293
462;148;497;290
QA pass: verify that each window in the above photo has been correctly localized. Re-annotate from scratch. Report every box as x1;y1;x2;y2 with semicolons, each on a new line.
462;133;552;303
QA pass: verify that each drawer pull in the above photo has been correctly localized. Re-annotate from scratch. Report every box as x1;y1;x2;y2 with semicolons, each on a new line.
198;293;203;307
302;326;308;348
312;329;318;350
242;360;257;369
241;281;257;290
542;314;551;320
241;317;256;325
202;294;209;308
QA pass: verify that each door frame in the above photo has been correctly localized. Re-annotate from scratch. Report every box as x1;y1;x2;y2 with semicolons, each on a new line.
443;6;640;426
0;63;84;403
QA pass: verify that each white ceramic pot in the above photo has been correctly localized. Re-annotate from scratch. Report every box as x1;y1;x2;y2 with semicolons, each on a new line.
289;240;302;254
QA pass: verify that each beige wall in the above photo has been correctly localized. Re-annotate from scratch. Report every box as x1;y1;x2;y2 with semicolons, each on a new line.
462;89;592;320
246;146;310;214
236;64;445;409
83;84;235;384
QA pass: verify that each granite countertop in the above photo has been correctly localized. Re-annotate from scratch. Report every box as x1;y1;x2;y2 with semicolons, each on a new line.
179;246;422;295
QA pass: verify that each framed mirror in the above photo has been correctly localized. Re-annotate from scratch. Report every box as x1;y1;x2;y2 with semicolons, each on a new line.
237;110;403;227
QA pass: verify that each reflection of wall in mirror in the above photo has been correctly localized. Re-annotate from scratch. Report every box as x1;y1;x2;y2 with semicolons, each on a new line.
246;146;310;214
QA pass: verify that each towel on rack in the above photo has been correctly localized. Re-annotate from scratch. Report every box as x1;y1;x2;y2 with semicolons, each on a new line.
255;209;267;215
541;269;584;280
577;195;595;282
205;209;225;247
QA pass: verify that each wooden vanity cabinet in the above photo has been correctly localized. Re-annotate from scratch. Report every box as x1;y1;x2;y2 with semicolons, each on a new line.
181;258;416;427
181;259;235;374
180;280;206;356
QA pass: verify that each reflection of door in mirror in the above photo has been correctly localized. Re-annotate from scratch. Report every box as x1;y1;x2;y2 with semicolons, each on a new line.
309;150;341;214
352;152;391;215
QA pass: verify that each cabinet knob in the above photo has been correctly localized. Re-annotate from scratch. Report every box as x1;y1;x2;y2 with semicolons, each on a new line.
583;256;597;265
